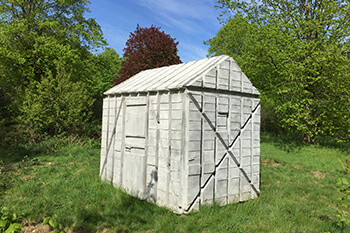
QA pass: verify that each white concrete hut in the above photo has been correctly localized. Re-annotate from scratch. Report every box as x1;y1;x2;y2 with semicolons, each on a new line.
100;55;261;214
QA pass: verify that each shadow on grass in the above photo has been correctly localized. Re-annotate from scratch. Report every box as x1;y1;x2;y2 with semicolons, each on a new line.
0;137;99;164
261;132;304;153
0;140;59;164
0;144;33;164
315;136;350;153
261;131;350;153
72;191;168;232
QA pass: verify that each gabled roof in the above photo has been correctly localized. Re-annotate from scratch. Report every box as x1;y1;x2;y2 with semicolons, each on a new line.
104;55;260;96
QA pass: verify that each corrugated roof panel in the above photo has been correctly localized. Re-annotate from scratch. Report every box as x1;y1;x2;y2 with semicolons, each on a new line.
141;62;192;92
104;69;142;94
104;55;259;95
180;56;229;88
157;60;204;90
122;65;171;93
169;57;219;89
164;59;209;89
121;66;167;93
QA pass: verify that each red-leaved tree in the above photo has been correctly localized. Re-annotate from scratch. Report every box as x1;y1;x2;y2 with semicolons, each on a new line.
113;24;182;85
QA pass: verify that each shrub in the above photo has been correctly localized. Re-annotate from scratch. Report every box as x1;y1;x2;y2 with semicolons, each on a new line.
19;63;94;141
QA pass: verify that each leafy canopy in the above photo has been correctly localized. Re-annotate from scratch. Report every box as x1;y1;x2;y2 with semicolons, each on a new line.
91;48;122;120
0;0;109;139
114;24;181;85
94;48;122;96
0;0;107;87
206;0;350;143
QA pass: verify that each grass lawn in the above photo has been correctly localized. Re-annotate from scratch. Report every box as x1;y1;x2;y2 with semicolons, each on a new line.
0;135;349;232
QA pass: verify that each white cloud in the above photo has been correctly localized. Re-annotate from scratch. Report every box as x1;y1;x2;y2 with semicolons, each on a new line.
135;0;220;32
137;0;216;20
99;23;130;55
152;13;205;34
178;41;209;63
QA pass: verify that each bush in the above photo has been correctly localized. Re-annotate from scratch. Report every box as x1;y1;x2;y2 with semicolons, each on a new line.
19;63;94;141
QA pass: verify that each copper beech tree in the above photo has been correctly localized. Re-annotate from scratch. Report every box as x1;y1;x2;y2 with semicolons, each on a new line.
113;25;182;85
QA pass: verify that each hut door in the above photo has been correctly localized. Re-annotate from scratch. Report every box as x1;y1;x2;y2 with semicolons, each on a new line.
122;103;147;197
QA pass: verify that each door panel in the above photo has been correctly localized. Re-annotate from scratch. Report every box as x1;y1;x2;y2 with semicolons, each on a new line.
122;103;147;197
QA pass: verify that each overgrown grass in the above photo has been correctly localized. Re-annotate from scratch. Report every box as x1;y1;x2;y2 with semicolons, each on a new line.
0;134;349;232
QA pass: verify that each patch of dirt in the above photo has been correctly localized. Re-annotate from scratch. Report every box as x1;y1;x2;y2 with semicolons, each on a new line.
22;222;51;233
293;164;302;169
22;175;32;181
2;164;17;172
262;159;280;167
68;162;84;165
75;169;85;173
276;180;281;184
301;196;308;200
42;162;55;166
312;170;328;179
22;221;98;233
66;227;89;233
97;229;116;233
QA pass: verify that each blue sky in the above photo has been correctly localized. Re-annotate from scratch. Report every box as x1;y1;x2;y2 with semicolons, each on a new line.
86;0;223;63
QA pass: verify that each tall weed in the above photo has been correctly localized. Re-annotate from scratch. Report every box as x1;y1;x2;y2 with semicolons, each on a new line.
336;158;350;232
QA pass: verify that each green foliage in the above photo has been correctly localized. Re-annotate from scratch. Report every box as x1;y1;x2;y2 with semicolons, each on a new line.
0;160;18;195
337;158;350;232
260;95;283;135
0;160;9;194
93;48;122;96
0;81;16;120
336;178;350;232
0;0;108;140
0;81;19;145
207;0;350;144
91;48;122;121
339;158;350;174
19;63;94;141
0;0;106;87
17;156;39;171
0;207;22;233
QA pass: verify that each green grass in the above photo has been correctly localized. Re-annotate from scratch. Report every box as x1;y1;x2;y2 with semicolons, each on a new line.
0;135;349;232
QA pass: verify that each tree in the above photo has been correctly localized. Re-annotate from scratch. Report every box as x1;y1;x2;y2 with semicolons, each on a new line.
0;0;106;88
114;24;181;85
206;0;350;143
92;48;122;120
93;48;122;97
0;0;107;138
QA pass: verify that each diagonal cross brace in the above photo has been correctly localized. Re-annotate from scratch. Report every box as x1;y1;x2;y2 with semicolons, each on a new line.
186;91;260;211
100;97;125;177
